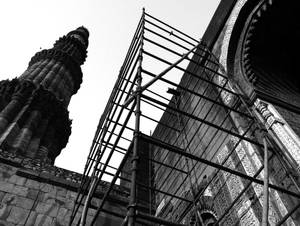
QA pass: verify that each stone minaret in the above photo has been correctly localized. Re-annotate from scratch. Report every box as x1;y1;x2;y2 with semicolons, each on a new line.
0;27;89;164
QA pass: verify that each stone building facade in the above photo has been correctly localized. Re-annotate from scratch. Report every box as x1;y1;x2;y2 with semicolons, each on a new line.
152;0;300;225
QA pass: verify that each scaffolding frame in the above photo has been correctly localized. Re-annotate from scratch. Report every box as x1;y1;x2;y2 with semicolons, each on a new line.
70;10;300;226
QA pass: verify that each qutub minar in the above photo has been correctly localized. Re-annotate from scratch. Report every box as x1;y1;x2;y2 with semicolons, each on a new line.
0;26;89;164
1;0;300;225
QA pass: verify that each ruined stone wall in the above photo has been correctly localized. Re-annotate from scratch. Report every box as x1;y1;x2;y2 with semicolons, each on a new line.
0;150;128;226
0;162;82;225
0;163;80;225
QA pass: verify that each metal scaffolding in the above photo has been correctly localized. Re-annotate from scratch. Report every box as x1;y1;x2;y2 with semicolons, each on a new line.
70;9;300;226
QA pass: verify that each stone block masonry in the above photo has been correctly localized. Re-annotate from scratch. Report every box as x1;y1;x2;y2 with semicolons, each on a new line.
0;150;129;226
0;163;80;225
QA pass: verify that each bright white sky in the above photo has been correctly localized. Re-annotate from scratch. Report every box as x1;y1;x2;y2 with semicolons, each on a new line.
0;0;220;173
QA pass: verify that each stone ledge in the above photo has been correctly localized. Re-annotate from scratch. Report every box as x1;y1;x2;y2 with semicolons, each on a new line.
17;167;129;207
0;149;129;205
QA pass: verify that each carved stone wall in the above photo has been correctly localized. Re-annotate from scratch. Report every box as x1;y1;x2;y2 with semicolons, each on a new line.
151;1;300;225
209;0;300;224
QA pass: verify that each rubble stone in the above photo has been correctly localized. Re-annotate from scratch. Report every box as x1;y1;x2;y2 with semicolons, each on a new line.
11;186;28;197
7;206;29;224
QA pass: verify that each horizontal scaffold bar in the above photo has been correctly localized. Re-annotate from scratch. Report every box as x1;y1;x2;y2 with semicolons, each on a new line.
144;12;198;43
141;69;252;119
141;93;262;147
140;133;300;199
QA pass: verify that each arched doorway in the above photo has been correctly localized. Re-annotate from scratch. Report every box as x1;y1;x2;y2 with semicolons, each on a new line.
227;0;300;138
227;0;300;108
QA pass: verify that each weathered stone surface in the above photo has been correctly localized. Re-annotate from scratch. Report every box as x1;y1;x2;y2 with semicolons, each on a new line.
0;151;127;225
54;195;66;206
2;194;17;206
26;188;39;200
24;211;37;226
11;185;28;197
0;192;5;202
0;219;14;226
64;199;74;210
8;175;26;186
35;214;53;226
56;187;67;198
0;154;127;225
56;207;69;225
35;202;59;217
66;190;77;201
0;203;12;220
25;179;40;190
40;183;54;193
0;165;16;179
37;192;46;202
0;181;14;193
16;196;35;210
87;207;96;216
44;197;57;205
7;206;29;224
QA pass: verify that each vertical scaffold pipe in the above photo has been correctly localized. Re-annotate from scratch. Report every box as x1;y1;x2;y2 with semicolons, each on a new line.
262;136;269;226
127;8;145;226
80;175;97;226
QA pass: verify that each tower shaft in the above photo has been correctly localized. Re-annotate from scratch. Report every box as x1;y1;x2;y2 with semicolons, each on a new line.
0;27;89;164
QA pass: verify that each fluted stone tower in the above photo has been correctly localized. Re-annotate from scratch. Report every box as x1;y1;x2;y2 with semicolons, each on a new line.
0;27;89;164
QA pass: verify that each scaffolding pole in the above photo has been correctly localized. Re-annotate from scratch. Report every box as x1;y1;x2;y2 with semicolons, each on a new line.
127;8;145;226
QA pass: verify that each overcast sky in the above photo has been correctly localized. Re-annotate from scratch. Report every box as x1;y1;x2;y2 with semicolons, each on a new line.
0;0;220;173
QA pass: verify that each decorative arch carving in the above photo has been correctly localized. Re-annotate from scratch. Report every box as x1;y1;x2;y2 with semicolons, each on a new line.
227;0;300;110
187;196;219;226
